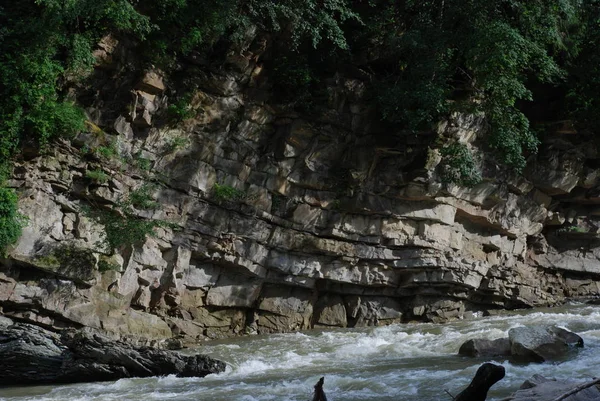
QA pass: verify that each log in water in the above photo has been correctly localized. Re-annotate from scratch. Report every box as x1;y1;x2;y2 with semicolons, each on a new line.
1;304;599;401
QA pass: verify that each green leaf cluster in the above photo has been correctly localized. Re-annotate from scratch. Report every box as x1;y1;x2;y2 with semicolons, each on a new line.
83;186;166;254
0;185;27;255
0;1;150;160
439;143;482;187
366;0;585;171
85;169;110;183
213;183;246;202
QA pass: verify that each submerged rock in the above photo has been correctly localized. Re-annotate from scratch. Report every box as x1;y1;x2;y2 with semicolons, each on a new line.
0;323;226;386
509;374;600;401
509;325;583;363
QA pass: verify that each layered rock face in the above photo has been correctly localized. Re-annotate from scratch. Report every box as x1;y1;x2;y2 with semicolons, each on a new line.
0;319;225;385
2;33;600;342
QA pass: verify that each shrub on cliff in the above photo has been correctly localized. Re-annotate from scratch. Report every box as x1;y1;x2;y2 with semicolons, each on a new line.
367;0;580;171
0;186;26;255
0;1;150;159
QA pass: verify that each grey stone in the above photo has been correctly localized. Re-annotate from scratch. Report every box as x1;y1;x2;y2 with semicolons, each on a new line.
0;323;225;385
509;325;583;362
510;375;600;401
458;338;511;358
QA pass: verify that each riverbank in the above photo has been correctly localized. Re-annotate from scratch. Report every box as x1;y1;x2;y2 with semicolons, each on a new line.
2;304;599;401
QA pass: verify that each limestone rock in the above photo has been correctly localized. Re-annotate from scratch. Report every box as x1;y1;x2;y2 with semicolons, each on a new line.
137;70;166;94
509;325;583;362
314;294;347;327
5;34;600;341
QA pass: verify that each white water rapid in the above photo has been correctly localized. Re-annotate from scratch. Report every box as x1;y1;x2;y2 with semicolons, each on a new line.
2;304;600;401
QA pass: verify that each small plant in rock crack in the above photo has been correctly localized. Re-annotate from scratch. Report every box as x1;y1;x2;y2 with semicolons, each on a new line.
95;143;118;159
82;188;174;254
166;96;195;124
0;185;27;255
439;142;482;187
164;136;190;154
85;169;109;184
212;182;245;202
557;225;588;234
129;184;159;210
97;259;121;272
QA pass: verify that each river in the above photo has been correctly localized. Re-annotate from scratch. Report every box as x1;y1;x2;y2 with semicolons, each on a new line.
1;304;600;401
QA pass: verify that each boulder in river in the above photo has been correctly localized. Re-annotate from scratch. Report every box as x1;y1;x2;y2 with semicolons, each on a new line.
508;325;583;363
0;323;226;386
459;325;584;363
458;338;511;358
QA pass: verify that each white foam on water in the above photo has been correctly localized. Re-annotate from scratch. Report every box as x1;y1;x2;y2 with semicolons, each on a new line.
231;359;276;376
4;305;600;401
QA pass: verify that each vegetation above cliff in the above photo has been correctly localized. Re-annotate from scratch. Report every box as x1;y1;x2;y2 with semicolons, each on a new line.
1;0;600;252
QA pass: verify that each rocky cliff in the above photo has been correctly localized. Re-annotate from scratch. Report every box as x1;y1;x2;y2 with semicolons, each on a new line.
2;32;600;343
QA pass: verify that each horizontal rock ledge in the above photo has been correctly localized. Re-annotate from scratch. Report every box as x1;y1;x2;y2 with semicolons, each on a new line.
0;322;226;386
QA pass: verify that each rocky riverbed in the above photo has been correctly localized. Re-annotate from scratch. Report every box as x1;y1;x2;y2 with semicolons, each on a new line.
0;318;225;386
2;304;599;401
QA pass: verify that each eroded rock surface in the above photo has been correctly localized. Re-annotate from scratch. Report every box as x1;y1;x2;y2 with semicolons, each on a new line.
509;326;584;363
509;374;600;401
460;325;584;363
0;323;225;385
2;27;600;342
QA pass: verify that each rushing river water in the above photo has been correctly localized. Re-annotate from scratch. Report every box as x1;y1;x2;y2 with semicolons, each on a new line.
2;304;600;401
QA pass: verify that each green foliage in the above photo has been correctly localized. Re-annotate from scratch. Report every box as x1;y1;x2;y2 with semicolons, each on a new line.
0;1;150;160
86;169;109;184
140;0;242;62
129;184;159;210
3;0;600;185
139;0;357;65
85;206;162;253
97;258;121;272
270;54;319;106
246;0;359;50
166;97;195;124
164;136;191;153
0;0;355;164
564;1;600;131
439;143;482;187
83;181;172;253
213;183;245;202
366;0;583;170
0;186;27;255
95;143;118;159
135;155;152;171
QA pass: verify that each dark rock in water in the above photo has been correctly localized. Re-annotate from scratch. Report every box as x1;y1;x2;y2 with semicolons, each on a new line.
0;323;65;385
0;323;226;386
509;325;583;363
312;377;327;401
454;363;505;401
509;374;600;401
459;338;511;358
